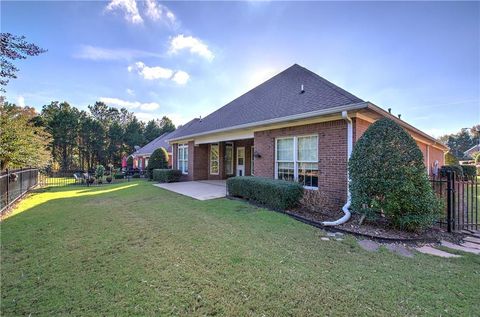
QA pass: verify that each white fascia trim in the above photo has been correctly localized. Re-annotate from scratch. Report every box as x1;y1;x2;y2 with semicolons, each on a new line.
167;102;368;143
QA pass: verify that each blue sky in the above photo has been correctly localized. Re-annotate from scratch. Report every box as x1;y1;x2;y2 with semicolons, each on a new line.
2;1;479;136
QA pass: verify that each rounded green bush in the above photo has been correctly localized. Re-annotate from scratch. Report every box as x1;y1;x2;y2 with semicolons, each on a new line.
147;147;169;180
348;118;442;231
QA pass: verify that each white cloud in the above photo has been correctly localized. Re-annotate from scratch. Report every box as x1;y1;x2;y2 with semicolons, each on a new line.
144;0;176;25
169;34;214;61
105;0;143;24
74;45;162;61
129;61;173;80
171;70;190;85
17;95;25;107
126;88;135;96
99;97;159;112
128;61;189;85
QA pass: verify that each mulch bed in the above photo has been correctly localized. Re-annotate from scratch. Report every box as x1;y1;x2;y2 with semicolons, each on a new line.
289;206;465;244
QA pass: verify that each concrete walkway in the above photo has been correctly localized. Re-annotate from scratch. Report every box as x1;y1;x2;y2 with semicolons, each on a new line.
153;180;227;201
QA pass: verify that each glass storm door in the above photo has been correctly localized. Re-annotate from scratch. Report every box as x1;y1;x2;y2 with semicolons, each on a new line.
236;147;245;176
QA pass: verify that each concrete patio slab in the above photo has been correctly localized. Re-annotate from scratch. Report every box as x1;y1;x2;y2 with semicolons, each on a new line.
153;180;227;201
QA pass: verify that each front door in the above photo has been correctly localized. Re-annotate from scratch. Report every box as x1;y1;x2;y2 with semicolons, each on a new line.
236;147;245;176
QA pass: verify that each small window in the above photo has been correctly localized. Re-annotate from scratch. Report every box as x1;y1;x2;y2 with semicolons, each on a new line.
210;144;219;175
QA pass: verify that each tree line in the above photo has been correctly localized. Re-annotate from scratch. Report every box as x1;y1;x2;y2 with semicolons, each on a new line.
439;125;480;160
1;99;175;172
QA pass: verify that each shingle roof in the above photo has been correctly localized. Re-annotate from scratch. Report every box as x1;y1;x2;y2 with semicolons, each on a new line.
133;118;201;156
170;64;363;140
133;131;174;156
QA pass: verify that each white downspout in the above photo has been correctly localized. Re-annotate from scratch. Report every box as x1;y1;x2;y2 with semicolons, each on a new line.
322;111;352;226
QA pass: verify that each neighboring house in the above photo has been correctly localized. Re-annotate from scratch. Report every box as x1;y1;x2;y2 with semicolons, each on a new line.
464;144;480;159
130;131;175;170
167;64;448;211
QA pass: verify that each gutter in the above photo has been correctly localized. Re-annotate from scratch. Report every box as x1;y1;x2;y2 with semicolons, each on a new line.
321;110;352;226
167;102;368;143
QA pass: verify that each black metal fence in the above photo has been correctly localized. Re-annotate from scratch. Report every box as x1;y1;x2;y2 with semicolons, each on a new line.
430;171;478;232
1;168;39;214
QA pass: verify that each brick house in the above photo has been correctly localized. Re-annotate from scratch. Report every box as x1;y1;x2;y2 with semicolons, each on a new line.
130;131;174;170
168;64;447;211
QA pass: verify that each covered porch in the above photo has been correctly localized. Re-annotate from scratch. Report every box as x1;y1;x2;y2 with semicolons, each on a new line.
173;138;255;181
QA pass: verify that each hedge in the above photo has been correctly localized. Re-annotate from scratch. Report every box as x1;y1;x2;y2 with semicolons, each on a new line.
153;169;182;183
226;176;303;211
147;148;169;180
440;165;463;179
461;165;477;179
113;174;124;179
349;118;442;231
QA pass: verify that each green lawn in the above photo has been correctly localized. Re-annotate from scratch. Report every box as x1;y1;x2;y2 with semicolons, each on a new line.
1;181;478;316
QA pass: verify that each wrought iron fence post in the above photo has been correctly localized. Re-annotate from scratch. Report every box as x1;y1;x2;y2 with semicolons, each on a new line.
446;170;453;232
6;168;9;207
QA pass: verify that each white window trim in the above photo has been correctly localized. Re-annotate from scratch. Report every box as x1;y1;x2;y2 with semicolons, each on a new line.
178;144;188;175
210;143;220;175
274;134;319;189
225;142;234;175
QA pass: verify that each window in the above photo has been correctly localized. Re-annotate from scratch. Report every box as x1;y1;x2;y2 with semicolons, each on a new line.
210;143;219;175
178;144;188;174
251;146;255;175
145;158;149;167
225;143;234;175
275;135;318;189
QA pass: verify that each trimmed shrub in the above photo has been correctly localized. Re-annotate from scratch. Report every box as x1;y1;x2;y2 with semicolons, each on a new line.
349;118;442;231
95;164;105;178
113;173;124;179
444;151;459;165
147;148;169;180
227;176;304;211
132;173;140;179
153;169;182;183
106;176;112;183
461;165;477;179
440;165;463;179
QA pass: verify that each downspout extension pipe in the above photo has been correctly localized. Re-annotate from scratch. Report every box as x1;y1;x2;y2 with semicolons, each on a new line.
322;111;352;226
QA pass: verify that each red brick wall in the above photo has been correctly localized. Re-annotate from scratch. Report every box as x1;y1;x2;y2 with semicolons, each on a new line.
254;120;348;211
352;118;370;143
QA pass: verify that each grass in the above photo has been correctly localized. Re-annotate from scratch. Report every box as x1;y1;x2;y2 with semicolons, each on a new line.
1;181;479;316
